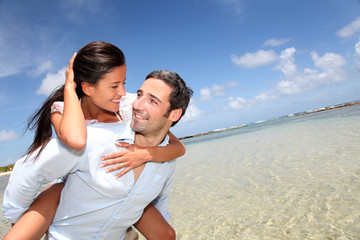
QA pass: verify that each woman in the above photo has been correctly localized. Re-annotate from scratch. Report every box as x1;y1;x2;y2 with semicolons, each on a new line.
4;41;183;239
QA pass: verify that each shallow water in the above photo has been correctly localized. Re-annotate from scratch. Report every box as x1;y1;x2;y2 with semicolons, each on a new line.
1;105;360;239
168;105;360;239
0;174;11;237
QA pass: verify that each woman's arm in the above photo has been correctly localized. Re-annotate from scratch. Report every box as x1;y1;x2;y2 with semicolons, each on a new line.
100;131;185;178
50;53;87;151
133;204;175;240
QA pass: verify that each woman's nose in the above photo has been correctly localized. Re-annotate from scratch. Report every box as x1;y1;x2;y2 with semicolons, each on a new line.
118;85;126;96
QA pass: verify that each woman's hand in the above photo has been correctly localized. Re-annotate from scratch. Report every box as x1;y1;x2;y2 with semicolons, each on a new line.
101;142;152;178
65;53;77;90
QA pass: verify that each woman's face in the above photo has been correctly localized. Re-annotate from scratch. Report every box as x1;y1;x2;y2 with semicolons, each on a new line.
86;65;127;113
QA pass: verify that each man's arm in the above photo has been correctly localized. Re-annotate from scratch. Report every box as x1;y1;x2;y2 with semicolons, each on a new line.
2;138;82;223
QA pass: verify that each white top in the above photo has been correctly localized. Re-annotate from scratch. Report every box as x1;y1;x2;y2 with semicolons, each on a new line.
2;122;175;240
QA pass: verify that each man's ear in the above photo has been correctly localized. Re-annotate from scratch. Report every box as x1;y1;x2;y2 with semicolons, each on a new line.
169;109;182;122
81;82;93;96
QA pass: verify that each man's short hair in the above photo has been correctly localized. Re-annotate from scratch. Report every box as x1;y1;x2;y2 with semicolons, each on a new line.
146;70;193;127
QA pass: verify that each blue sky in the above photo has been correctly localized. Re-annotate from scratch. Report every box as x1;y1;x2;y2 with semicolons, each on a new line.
1;0;360;166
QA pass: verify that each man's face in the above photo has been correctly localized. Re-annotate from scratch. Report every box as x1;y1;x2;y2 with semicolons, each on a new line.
131;78;173;136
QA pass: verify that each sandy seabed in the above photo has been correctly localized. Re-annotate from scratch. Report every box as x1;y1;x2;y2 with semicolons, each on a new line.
162;106;360;239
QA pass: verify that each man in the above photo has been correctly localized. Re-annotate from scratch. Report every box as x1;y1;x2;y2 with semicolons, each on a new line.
2;70;193;239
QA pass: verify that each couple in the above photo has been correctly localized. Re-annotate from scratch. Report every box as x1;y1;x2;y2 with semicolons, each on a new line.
2;41;193;239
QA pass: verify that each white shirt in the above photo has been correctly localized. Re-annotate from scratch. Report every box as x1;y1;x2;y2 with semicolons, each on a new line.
2;122;175;240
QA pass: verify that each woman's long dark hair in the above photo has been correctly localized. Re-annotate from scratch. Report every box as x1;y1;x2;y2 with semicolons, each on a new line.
26;41;126;159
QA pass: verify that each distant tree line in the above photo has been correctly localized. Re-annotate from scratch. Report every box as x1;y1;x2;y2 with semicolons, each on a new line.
0;164;14;172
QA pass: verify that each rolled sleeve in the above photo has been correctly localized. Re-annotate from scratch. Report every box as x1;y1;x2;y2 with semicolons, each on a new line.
2;138;82;223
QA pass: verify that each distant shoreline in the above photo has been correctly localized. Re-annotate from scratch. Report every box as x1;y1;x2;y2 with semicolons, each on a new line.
179;100;360;140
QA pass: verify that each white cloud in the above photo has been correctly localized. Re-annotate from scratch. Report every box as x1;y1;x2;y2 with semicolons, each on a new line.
227;97;247;110
197;81;243;110
228;46;349;108
311;52;347;69
199;87;212;102
254;91;278;102
275;51;347;96
181;104;204;122
28;60;54;77
356;39;360;56
262;38;291;47
211;84;226;97
0;130;19;142
231;49;278;68
336;16;360;38
37;67;66;96
234;48;348;105
354;38;360;69
198;81;240;102
275;47;297;76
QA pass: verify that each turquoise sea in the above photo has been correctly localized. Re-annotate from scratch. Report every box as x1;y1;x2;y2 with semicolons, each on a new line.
1;104;360;239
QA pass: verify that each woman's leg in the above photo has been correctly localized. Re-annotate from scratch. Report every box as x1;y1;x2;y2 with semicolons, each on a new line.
4;183;64;240
134;204;176;240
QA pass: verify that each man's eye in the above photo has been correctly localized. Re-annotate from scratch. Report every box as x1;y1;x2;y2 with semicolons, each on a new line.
111;85;118;89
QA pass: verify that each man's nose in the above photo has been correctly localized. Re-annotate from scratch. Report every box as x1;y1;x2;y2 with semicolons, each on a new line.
133;96;145;110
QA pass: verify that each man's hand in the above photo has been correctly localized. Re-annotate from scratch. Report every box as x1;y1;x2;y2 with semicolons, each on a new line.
101;142;152;178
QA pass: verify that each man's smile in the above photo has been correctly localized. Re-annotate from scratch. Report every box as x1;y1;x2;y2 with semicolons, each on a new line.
133;110;148;120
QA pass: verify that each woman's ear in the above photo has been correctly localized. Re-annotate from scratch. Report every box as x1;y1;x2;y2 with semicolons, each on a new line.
81;82;92;96
169;109;182;122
